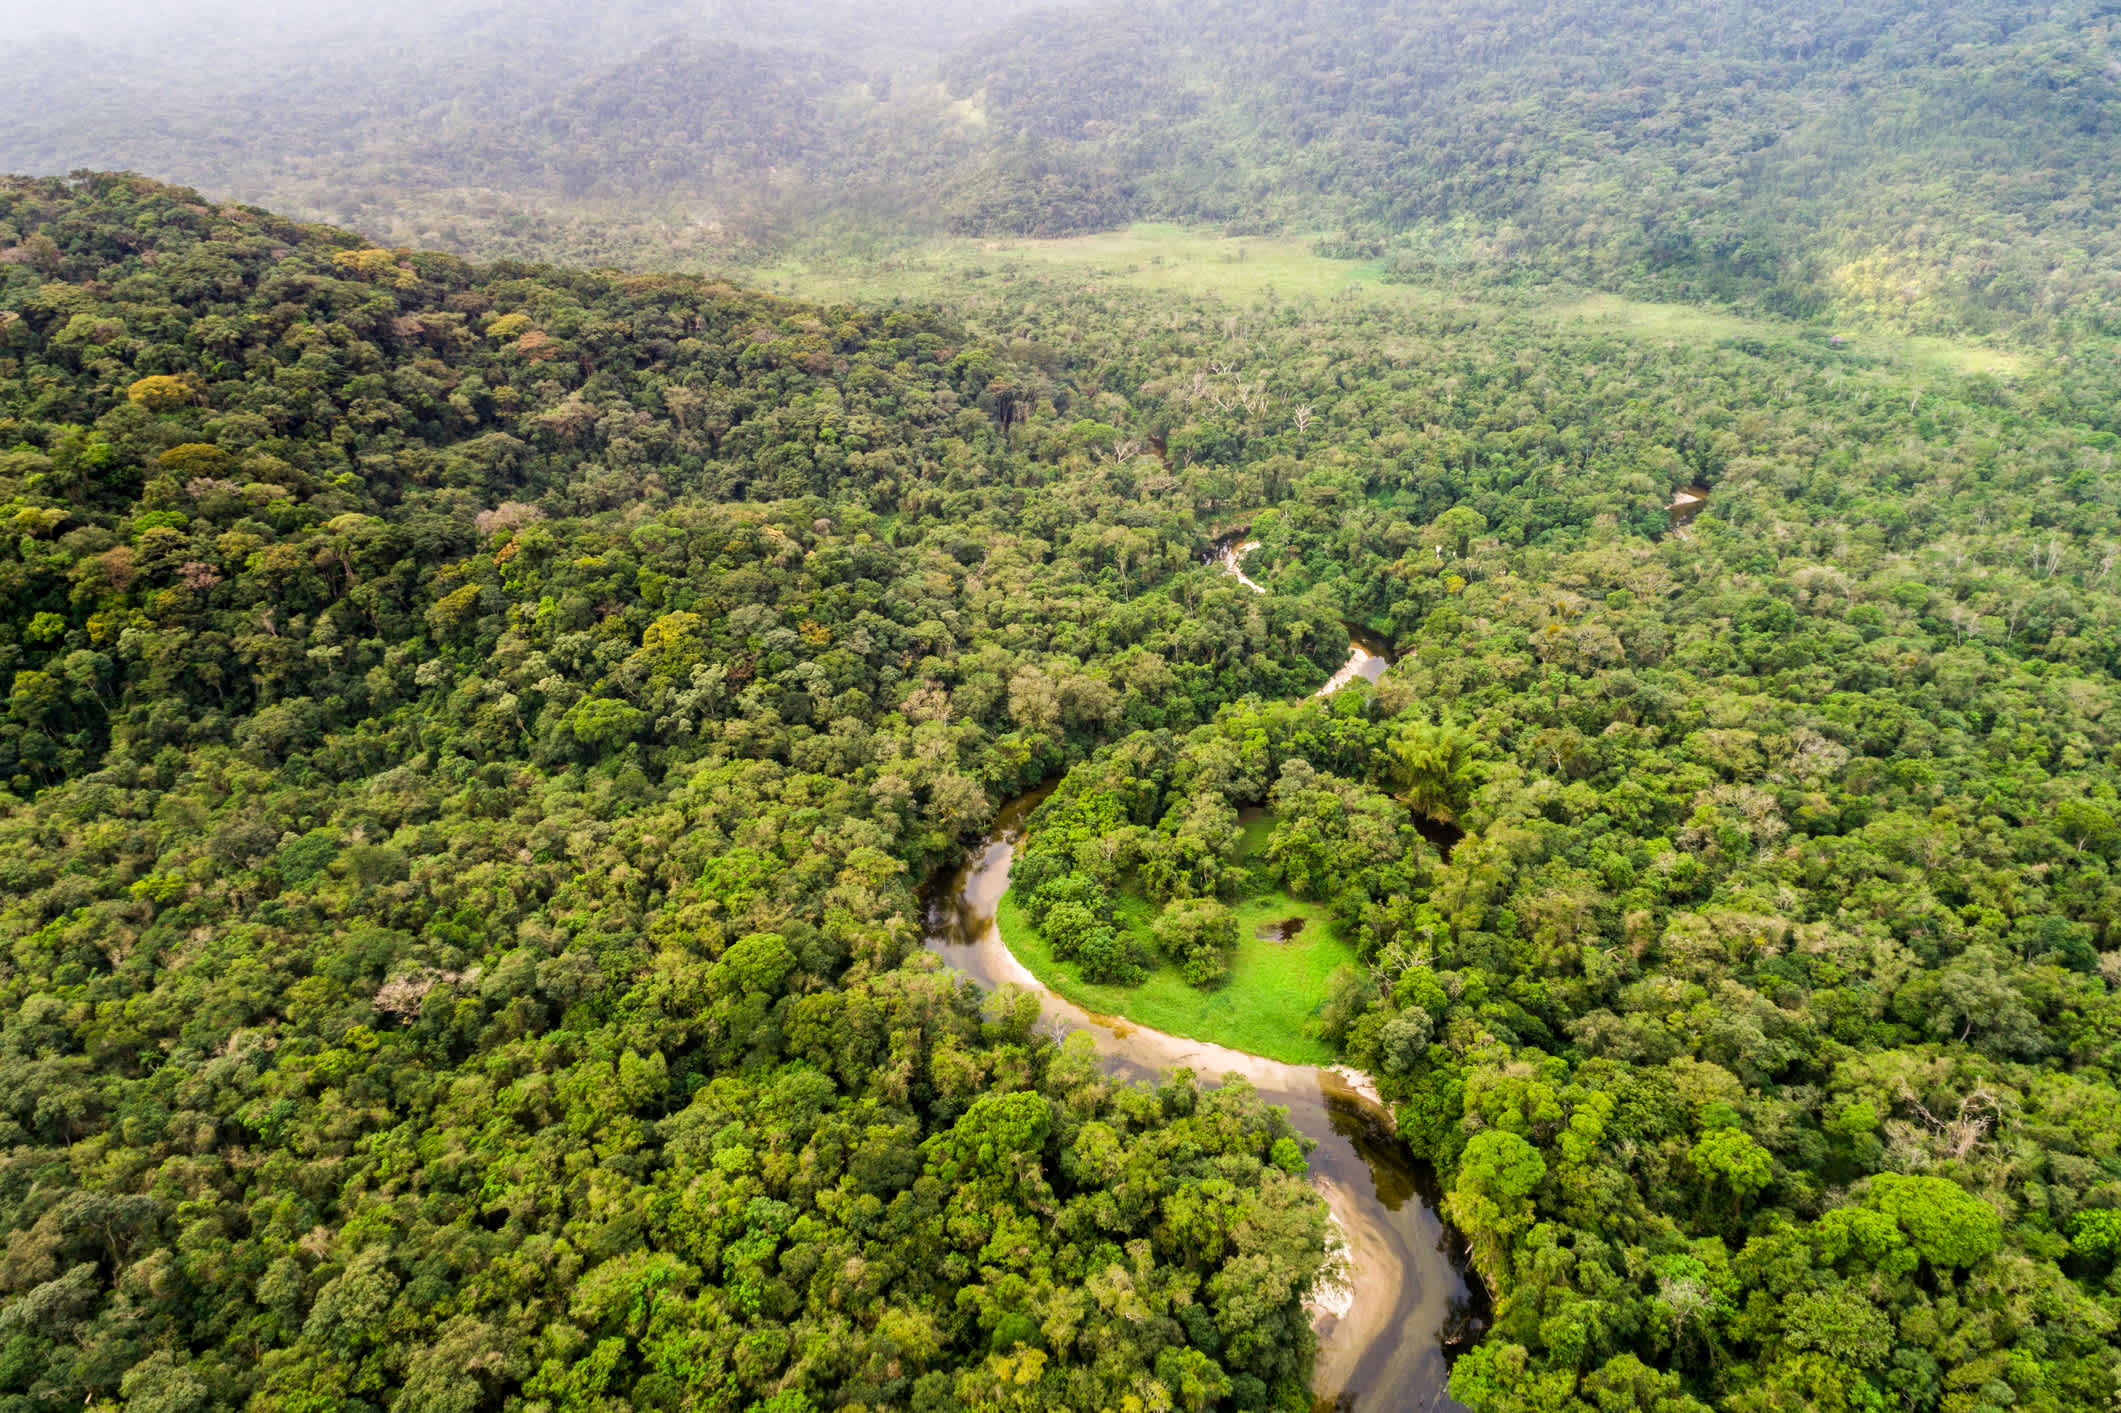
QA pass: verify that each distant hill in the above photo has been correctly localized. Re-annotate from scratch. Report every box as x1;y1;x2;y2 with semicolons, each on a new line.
0;0;1046;261
3;0;2117;334
934;0;2121;336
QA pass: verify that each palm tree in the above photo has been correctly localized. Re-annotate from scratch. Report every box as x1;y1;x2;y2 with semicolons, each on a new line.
1386;720;1478;823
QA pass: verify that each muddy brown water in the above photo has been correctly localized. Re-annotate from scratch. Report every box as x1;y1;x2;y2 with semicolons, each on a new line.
1668;485;1711;530
922;784;1479;1411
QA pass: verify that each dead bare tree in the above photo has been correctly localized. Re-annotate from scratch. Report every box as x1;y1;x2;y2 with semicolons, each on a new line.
1899;1083;2003;1161
1370;938;1435;986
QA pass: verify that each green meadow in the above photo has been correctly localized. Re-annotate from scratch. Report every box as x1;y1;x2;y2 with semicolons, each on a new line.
735;223;2034;385
994;808;1361;1066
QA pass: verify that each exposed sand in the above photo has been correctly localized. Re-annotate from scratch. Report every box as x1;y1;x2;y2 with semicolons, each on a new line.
1309;1171;1411;1402
1310;1198;1357;1321
924;606;1469;1410
1328;1064;1392;1119
1314;644;1386;698
1220;539;1267;593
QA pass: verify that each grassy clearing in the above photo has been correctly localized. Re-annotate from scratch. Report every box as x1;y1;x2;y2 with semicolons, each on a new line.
994;837;1361;1067
1548;292;2035;380
1546;291;1776;345
735;223;2033;383
1894;335;2034;380
738;223;1415;306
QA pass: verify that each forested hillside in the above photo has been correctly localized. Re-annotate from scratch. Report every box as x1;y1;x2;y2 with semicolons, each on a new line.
0;0;1049;266
897;255;2121;1410
0;173;1344;1412
12;151;2121;1413
940;0;2121;337
5;0;2119;337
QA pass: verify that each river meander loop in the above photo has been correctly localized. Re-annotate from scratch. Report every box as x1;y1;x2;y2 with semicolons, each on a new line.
921;538;1479;1410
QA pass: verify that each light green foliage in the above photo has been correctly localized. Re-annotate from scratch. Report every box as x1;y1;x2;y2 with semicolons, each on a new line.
1811;1207;1910;1274
1151;896;1238;988
559;694;647;749
25;0;2119;347
716;931;795;996
7;117;2121;1413
928;1090;1050;1180
1446;1131;1547;1286
1780;1286;1894;1368
1386;718;1479;822
1008;719;1416;1054
1865;1174;2002;1270
998;884;1356;1065
1688;1129;1773;1205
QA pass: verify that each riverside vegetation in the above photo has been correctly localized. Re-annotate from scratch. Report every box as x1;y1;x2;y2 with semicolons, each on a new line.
8;153;2121;1413
996;791;1362;1065
0;174;1348;1413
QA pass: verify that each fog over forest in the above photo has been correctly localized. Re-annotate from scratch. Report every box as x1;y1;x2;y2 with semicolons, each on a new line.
5;0;2112;340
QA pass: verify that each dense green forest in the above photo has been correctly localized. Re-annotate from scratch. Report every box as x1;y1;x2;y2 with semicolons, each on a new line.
938;0;2121;338
6;0;2121;338
962;251;2121;1406
0;0;1031;269
873;239;2121;1408
12;123;2121;1413
0;173;1349;1413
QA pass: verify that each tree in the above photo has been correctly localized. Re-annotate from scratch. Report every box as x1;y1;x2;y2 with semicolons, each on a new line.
1688;1128;1772;1219
1865;1174;2001;1270
1429;506;1488;559
1445;1131;1546;1286
1779;1287;1893;1369
1386;720;1478;822
1152;897;1237;988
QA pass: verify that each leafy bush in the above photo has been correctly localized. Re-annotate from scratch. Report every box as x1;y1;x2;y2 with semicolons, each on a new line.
1151;896;1237;989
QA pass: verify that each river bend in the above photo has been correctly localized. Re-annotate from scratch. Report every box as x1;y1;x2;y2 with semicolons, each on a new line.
923;537;1474;1410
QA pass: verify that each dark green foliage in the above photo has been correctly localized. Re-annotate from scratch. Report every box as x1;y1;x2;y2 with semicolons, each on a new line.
9;110;2121;1410
929;254;2121;1409
0;176;1345;1413
1152;898;1238;988
1014;703;1433;996
939;0;2121;336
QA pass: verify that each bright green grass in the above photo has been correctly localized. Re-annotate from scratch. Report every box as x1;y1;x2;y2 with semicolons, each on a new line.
1549;292;2034;380
734;223;2031;383
1895;334;2035;380
739;222;1416;306
994;883;1359;1066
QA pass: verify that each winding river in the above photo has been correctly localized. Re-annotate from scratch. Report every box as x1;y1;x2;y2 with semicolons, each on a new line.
922;539;1477;1411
